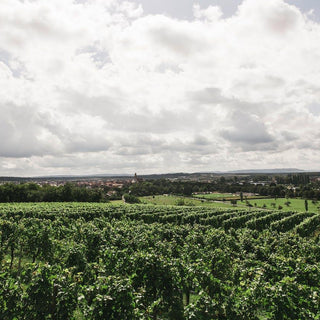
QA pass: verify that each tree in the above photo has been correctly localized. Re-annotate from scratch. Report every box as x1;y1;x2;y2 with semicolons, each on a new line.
305;199;308;212
284;201;291;207
246;200;252;207
183;185;193;196
123;193;140;204
61;183;73;202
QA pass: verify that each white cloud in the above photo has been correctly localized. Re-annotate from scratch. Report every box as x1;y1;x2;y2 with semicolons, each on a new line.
193;4;223;21
221;111;275;147
0;0;320;175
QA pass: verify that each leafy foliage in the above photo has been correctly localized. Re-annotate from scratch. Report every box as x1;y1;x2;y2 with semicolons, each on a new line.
0;202;319;319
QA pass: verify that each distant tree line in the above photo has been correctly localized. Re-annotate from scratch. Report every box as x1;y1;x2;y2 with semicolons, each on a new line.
275;174;310;185
0;175;320;203
238;174;312;185
0;183;104;202
128;179;320;200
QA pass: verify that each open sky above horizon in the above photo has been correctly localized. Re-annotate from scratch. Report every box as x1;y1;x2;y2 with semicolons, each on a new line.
1;0;320;176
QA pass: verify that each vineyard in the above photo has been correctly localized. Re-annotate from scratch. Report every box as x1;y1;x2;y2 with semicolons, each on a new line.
1;202;320;319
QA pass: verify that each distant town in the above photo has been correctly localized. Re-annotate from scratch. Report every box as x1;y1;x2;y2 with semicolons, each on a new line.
0;170;320;202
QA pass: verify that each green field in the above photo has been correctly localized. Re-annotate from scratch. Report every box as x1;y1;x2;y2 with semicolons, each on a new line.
109;199;124;205
241;197;320;212
193;192;237;200
193;192;266;201
140;195;235;208
139;194;320;214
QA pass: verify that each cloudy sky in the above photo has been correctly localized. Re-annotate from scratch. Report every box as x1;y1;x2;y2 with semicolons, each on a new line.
0;0;320;176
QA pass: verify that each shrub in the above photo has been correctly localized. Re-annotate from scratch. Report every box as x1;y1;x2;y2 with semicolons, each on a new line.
123;193;140;204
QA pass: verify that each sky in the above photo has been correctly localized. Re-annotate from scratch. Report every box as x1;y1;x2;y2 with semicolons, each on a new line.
0;0;320;176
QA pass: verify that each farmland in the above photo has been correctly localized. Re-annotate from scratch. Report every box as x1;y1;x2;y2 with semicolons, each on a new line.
244;197;320;212
1;202;320;319
140;195;234;208
191;192;320;213
193;192;265;201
